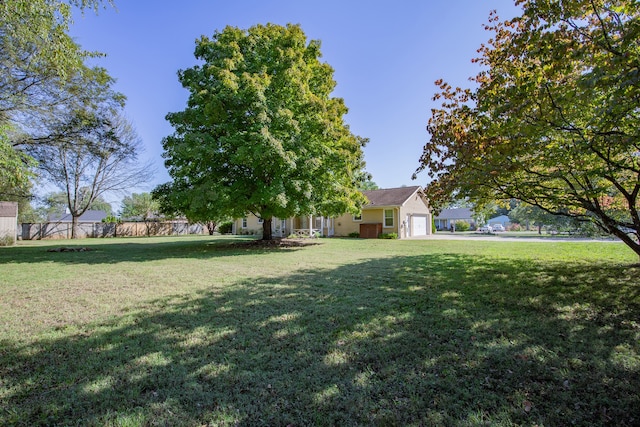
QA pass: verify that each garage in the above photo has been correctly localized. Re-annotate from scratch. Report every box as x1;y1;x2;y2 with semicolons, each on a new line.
411;215;428;236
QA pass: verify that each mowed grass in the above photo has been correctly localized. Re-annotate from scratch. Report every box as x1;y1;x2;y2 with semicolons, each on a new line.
0;236;638;426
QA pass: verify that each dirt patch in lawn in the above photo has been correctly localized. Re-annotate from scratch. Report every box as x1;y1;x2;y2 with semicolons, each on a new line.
47;247;95;253
225;238;322;249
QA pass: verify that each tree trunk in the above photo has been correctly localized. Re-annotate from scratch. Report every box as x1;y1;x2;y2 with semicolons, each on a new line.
206;221;216;235
610;228;640;264
262;217;273;240
71;215;79;239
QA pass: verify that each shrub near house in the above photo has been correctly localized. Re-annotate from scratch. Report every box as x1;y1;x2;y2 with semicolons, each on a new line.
454;220;470;232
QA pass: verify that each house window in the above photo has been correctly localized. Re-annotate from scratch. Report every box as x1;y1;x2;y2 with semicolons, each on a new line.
242;218;248;228
257;217;263;224
353;213;362;222
384;209;394;227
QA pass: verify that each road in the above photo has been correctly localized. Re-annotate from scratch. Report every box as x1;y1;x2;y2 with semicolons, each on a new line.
422;232;622;243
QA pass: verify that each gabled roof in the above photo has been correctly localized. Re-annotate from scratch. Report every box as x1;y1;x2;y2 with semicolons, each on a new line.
0;202;18;217
435;208;474;220
363;186;422;207
49;210;108;223
488;215;510;223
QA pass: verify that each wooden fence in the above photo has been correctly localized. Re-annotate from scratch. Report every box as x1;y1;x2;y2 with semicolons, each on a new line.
20;221;206;240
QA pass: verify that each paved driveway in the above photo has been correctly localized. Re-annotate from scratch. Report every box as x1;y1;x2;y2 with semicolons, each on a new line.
422;233;621;243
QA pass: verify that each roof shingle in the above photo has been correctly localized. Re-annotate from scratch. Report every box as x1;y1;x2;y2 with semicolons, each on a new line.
0;202;18;217
434;208;474;220
48;210;107;223
363;186;422;207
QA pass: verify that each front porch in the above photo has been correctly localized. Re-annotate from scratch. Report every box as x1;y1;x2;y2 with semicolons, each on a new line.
274;215;334;238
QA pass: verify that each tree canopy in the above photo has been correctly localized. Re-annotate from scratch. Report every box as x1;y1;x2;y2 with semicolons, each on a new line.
121;192;159;221
415;0;640;260
1;0;116;202
0;126;34;199
0;1;152;237
42;190;113;217
157;23;368;239
1;0;114;125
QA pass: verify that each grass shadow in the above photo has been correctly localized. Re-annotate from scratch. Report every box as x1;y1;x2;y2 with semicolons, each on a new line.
1;251;638;426
0;236;311;266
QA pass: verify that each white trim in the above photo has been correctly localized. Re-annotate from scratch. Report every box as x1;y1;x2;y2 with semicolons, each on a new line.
405;215;410;238
383;209;394;228
411;215;429;236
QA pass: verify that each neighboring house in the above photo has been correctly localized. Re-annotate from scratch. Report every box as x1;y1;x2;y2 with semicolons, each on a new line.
487;215;510;227
0;201;18;243
434;208;476;231
232;186;432;239
48;210;108;223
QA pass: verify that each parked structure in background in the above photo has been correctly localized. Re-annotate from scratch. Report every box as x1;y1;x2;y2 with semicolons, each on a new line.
233;186;432;239
0;202;18;245
487;215;511;228
434;208;476;231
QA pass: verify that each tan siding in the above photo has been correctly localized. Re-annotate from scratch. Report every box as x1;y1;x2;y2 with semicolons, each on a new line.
333;213;360;236
398;193;432;237
362;209;384;224
401;194;431;215
334;209;390;237
235;214;263;234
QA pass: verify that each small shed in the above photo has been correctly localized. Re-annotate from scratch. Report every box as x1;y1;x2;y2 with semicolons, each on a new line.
0;201;18;244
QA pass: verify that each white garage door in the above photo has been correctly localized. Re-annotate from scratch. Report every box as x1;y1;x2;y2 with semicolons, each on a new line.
411;215;428;236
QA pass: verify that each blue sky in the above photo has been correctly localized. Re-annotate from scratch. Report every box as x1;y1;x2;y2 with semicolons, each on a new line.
70;1;520;205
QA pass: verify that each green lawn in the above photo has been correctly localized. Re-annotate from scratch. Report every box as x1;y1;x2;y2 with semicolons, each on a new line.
1;236;638;426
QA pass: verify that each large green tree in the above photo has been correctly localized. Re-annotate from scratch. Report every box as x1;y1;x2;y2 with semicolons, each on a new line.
157;23;368;240
415;0;640;260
